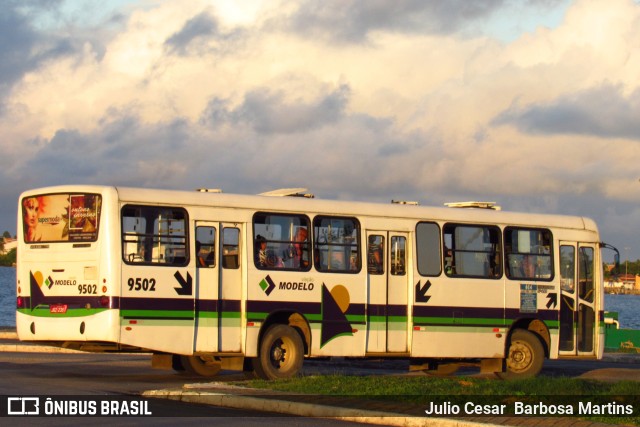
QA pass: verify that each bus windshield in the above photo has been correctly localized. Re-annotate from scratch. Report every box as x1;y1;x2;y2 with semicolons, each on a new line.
21;193;101;243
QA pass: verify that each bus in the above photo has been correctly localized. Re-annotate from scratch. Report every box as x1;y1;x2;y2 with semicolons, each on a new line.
16;185;619;379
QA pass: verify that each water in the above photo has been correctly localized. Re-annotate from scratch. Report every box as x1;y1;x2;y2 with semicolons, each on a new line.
0;267;638;329
605;293;640;330
0;267;16;327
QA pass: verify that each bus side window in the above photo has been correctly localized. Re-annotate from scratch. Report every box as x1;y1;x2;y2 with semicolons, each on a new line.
579;247;594;302
121;205;188;266
313;216;360;273
443;223;502;279
416;222;441;277
196;226;216;268
505;228;553;281
222;227;240;269
560;245;575;292
391;236;406;276
367;235;384;274
253;212;310;271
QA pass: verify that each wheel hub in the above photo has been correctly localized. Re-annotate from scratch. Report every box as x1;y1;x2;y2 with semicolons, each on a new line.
271;340;287;363
509;342;532;371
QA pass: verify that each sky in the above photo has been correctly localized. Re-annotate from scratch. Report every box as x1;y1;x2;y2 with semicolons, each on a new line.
1;0;639;262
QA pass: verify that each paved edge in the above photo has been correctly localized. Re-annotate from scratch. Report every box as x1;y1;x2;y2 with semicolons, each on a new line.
0;343;84;353
142;389;492;427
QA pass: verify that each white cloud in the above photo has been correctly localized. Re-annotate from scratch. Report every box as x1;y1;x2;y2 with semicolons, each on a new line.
1;0;639;257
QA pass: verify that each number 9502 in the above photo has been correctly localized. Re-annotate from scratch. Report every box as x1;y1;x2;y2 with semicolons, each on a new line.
128;277;156;292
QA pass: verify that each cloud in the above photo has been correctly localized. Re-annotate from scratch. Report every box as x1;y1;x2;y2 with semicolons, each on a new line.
202;84;351;134
286;0;504;42
2;0;640;258
0;1;76;98
493;83;640;139
164;12;220;55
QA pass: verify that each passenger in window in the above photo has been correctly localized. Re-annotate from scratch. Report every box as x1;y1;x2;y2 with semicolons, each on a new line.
287;227;308;269
350;252;359;271
522;255;533;278
196;241;207;267
256;235;283;268
444;245;454;275
139;237;151;262
256;235;268;267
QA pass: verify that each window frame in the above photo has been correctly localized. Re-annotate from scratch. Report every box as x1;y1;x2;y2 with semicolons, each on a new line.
416;221;442;277
252;212;311;272
367;234;385;275
504;227;554;282
195;225;216;268
390;235;407;276
313;215;361;274
442;223;503;279
222;226;241;270
121;204;189;267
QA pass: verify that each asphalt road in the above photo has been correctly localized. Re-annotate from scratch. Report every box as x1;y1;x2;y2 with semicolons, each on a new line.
0;351;373;426
1;332;638;426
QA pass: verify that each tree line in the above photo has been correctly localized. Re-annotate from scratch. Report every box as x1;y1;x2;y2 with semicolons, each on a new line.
0;230;16;266
611;258;640;277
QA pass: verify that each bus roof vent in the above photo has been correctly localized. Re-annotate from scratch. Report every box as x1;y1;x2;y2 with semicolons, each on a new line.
445;201;501;210
259;188;315;198
197;188;223;193
391;200;419;205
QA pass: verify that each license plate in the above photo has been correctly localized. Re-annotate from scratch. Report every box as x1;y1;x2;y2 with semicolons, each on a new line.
50;304;68;314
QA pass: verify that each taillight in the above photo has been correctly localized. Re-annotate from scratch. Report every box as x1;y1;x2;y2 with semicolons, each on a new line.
16;297;25;309
99;296;110;308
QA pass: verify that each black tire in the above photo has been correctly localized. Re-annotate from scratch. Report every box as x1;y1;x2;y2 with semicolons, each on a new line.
172;355;185;372
179;355;222;377
499;329;544;379
253;324;304;380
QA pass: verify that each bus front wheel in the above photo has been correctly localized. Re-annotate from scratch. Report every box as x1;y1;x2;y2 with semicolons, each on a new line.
499;329;544;379
253;324;304;380
179;355;222;377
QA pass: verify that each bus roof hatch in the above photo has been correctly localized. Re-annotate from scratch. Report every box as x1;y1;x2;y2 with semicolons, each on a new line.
445;201;501;210
259;188;315;198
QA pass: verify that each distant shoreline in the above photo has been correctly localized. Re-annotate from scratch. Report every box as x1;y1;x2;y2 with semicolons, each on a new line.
605;288;640;295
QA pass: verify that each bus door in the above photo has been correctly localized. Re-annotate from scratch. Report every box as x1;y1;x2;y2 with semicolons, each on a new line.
366;231;410;353
194;222;219;352
558;242;597;356
219;224;243;352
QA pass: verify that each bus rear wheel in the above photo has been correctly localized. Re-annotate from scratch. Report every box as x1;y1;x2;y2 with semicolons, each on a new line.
253;324;304;380
499;329;544;379
179;355;222;377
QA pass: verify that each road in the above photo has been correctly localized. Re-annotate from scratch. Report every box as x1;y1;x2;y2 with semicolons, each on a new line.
0;351;372;426
0;342;638;426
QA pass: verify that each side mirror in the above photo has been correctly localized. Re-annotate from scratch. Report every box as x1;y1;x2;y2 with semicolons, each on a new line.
601;242;620;276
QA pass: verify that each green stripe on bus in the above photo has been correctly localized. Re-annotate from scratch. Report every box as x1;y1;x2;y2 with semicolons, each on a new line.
418;325;503;333
17;308;109;318
413;316;505;326
120;319;192;327
121;309;193;319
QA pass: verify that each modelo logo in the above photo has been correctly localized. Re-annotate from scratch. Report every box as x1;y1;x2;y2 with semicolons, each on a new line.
54;279;77;286
278;281;315;291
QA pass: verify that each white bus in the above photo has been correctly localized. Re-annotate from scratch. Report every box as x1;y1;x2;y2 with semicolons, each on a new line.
16;185;619;379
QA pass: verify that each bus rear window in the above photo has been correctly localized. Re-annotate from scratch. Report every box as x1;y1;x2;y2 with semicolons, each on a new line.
21;193;101;243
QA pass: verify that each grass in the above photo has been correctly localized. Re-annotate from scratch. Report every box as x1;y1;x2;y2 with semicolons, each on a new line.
232;374;640;425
